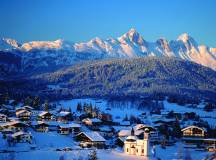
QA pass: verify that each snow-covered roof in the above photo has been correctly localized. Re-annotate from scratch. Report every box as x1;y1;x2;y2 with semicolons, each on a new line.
82;118;101;123
118;129;144;137
31;121;49;126
59;122;81;128
47;121;61;126
120;121;130;126
118;130;131;137
0;113;7;117
0;121;24;127
16;109;31;115
126;135;137;141
57;111;71;117
11;131;31;138
181;125;207;132
23;105;34;110
78;132;105;142
99;126;112;132
133;124;155;131
38;111;52;117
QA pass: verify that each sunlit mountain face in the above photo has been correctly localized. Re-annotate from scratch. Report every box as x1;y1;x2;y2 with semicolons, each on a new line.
0;28;216;77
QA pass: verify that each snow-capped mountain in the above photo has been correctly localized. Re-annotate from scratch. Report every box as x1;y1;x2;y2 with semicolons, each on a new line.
0;38;21;50
0;28;216;74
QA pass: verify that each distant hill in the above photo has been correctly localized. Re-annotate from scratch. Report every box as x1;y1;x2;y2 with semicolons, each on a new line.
32;57;216;100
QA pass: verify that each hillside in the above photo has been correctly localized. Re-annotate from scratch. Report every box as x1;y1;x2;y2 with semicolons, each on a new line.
33;57;216;100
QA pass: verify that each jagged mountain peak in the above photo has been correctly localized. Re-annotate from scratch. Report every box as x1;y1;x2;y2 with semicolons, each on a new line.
0;38;20;49
177;33;197;46
119;28;145;45
0;29;216;71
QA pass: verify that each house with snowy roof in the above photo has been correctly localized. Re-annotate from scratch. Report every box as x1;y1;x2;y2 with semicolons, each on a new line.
31;121;49;132
99;125;114;138
16;109;32;120
75;131;106;148
120;121;131;126
37;111;54;121
11;131;32;143
181;125;206;137
0;113;7;122
58;122;81;135
56;111;73;122
118;124;159;143
82;118;102;126
0;121;28;132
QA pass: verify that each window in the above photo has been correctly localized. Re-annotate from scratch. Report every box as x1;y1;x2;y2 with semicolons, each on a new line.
142;149;144;153
127;148;128;152
136;149;138;153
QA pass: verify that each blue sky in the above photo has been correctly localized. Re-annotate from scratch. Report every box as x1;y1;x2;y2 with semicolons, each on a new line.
0;0;215;46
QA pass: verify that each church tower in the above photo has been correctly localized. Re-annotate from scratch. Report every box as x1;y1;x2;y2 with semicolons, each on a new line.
143;128;150;156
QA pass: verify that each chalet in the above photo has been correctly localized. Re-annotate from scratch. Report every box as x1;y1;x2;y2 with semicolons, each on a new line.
11;131;32;143
38;111;53;121
181;125;206;137
31;121;49;132
16;109;32;120
58;123;81;135
82;118;102;126
134;124;156;132
56;111;72;122
118;124;159;143
134;124;158;141
99;126;114;138
0;113;7;122
0;121;28;132
47;121;59;131
75;131;106;148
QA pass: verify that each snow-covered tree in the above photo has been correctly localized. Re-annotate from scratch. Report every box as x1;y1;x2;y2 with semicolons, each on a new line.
88;150;98;160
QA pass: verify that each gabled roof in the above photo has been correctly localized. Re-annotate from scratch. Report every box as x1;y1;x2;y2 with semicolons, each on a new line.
82;118;101;123
181;125;206;132
0;121;27;127
133;124;156;131
11;131;31;138
16;109;31;115
38;111;52;117
120;121;130;126
0;113;7;117
77;131;105;142
57;111;71;117
118;129;144;137
31;121;49;126
59;122;81;128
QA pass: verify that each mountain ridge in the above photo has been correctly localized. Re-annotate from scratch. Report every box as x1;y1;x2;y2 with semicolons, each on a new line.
0;28;216;74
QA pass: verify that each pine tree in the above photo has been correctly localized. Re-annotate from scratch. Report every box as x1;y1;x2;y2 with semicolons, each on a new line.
24;96;32;106
123;114;128;121
88;150;97;160
33;96;40;110
44;100;49;112
89;102;93;113
77;102;82;112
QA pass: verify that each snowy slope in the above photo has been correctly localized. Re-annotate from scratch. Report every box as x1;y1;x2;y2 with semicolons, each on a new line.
0;28;216;71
